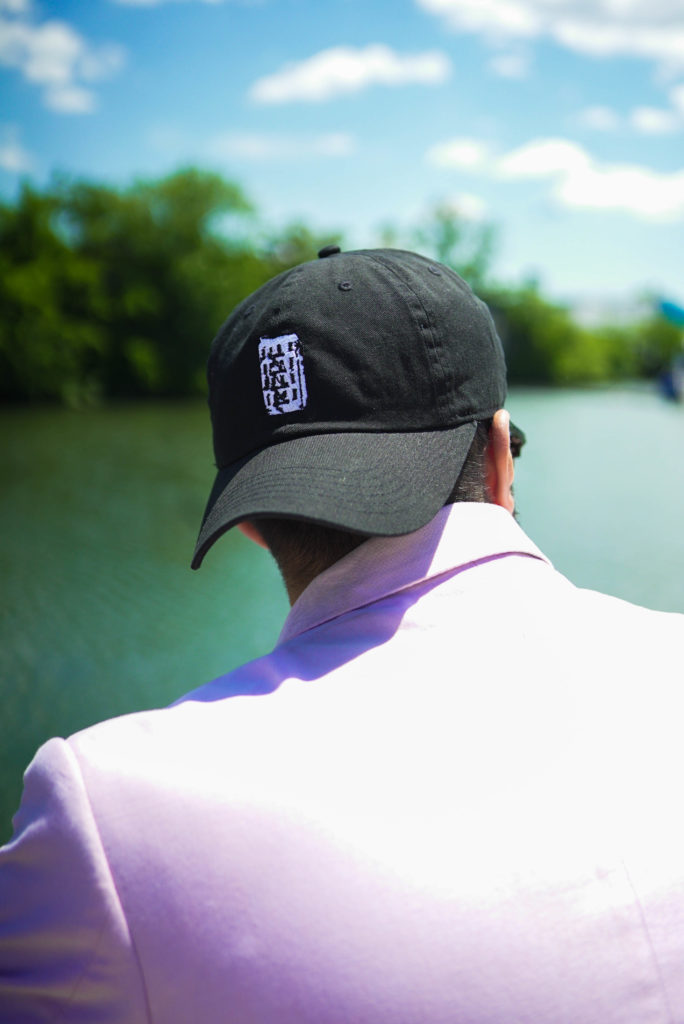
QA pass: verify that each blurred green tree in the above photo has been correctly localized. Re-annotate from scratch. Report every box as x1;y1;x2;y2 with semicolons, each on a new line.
632;310;683;378
411;202;496;293
56;168;256;398
0;183;107;404
1;169;340;403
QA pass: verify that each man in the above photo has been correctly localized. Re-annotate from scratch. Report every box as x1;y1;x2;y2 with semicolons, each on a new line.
1;247;683;1023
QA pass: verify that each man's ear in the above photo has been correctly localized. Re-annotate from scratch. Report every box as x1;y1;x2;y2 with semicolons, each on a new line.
485;410;515;514
237;521;269;550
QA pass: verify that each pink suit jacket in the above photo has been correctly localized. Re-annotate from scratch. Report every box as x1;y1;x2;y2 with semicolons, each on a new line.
2;503;684;1023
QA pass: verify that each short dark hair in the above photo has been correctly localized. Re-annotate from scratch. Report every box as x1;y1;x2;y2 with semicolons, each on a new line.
255;419;494;591
444;418;491;505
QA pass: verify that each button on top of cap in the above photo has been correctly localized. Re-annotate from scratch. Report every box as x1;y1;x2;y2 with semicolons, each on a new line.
318;244;341;258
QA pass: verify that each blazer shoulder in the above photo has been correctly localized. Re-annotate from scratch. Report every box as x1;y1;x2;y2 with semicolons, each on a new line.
0;737;149;1023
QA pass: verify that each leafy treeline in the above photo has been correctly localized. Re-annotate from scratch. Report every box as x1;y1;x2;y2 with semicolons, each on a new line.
488;283;679;386
0;170;679;404
0;170;339;405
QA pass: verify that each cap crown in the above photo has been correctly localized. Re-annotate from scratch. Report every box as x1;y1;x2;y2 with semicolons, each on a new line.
207;249;506;469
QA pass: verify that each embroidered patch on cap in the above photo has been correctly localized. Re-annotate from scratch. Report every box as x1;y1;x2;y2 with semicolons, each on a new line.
258;333;308;416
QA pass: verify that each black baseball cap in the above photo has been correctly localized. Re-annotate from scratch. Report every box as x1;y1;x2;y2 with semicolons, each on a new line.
192;246;517;569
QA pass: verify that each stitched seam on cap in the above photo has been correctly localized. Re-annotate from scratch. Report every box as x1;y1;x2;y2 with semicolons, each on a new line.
363;253;449;418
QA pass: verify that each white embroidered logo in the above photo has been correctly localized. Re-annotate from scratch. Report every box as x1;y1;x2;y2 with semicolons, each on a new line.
258;333;308;416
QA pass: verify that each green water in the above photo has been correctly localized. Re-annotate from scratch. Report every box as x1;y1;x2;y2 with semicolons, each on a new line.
2;386;683;839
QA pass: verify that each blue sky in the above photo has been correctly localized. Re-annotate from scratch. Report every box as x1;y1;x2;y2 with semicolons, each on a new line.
1;0;683;311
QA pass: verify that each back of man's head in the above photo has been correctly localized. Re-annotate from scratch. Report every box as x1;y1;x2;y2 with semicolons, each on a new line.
255;419;494;599
191;247;521;582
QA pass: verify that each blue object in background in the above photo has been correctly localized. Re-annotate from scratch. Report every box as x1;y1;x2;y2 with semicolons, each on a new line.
659;299;684;327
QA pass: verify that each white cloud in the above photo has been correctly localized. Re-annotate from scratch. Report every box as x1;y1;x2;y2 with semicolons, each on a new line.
503;137;684;219
0;6;124;113
207;132;357;161
630;105;679;133
418;0;541;38
488;52;530;78
577;105;620;131
426;132;684;220
45;83;96;114
416;0;684;71
425;137;490;168
628;82;684;132
576;84;684;134
0;124;31;172
554;158;684;219
497;137;590;178
446;192;488;219
0;0;31;12
249;44;451;104
553;19;684;66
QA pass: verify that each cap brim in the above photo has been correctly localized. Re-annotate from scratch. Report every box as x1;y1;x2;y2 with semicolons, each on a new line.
191;423;478;569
